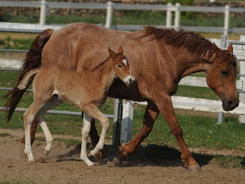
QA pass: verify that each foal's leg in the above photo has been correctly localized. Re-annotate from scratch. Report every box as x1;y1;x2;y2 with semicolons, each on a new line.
23;101;47;161
36;96;63;155
80;113;94;166
83;104;110;158
89;119;108;160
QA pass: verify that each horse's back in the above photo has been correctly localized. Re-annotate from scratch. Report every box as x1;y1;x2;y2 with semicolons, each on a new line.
41;23;144;72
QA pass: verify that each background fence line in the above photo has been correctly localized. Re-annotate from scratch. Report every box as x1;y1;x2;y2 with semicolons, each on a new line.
1;1;245;34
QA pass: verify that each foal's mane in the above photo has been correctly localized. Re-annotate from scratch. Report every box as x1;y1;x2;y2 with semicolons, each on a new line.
91;56;111;72
139;26;213;56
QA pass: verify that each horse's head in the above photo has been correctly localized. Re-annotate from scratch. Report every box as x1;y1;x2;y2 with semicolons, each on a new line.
205;44;239;111
108;46;135;86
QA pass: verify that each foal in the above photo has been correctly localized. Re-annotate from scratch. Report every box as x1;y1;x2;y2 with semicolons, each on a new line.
18;46;135;166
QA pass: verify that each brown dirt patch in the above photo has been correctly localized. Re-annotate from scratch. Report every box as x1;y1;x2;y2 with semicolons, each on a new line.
1;129;245;184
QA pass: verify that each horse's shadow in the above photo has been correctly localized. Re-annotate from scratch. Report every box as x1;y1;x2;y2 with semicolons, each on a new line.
56;143;214;169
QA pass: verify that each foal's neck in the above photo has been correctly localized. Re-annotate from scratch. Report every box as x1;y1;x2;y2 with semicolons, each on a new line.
91;57;115;88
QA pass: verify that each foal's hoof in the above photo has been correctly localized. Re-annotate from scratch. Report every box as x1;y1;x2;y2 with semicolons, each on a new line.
44;149;50;155
20;148;26;158
88;151;93;158
188;165;201;172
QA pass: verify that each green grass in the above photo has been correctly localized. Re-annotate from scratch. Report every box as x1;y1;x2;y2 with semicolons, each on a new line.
2;11;245;28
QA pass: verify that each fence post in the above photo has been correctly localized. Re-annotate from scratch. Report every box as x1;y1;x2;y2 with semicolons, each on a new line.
121;100;134;144
166;3;172;28
40;0;46;25
174;3;180;31
112;99;122;146
105;1;113;29
217;35;227;124
238;35;245;124
224;4;230;36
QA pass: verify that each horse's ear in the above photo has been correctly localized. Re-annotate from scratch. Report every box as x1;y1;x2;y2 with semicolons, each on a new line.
108;47;116;59
228;44;233;55
118;46;124;55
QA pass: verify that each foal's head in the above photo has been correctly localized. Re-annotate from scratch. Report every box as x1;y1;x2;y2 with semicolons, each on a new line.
205;44;239;111
108;46;135;86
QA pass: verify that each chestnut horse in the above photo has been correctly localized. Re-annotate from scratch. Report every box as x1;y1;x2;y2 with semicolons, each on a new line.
4;23;238;171
16;46;135;166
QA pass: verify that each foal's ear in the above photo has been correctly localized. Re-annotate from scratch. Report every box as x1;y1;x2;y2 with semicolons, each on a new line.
108;47;116;59
118;46;124;55
228;44;233;55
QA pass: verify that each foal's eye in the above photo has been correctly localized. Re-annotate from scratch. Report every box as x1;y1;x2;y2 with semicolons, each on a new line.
221;70;228;76
117;64;122;68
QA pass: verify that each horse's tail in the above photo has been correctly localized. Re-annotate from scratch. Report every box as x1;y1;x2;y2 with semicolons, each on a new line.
2;29;54;122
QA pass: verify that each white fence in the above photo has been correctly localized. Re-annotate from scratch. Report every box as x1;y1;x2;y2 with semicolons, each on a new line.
1;0;245;144
1;0;245;35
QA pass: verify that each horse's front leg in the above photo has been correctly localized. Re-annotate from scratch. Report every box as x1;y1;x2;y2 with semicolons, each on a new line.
155;94;201;172
111;102;159;165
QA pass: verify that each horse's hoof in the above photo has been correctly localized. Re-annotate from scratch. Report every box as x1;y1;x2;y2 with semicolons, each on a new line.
99;158;110;165
35;157;46;163
106;155;122;167
44;149;50;155
188;165;201;172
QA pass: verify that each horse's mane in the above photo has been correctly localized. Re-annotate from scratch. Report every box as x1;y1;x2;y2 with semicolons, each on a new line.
138;26;237;66
138;26;213;56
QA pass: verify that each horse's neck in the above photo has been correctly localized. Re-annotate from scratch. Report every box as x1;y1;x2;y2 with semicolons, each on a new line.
176;49;210;78
91;58;115;89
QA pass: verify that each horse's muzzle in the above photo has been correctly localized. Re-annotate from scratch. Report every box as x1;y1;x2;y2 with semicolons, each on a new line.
222;97;239;111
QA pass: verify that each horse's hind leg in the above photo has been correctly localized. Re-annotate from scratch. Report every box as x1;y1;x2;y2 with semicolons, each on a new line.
115;102;159;165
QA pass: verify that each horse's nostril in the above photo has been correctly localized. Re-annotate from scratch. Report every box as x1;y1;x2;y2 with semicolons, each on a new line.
228;100;234;105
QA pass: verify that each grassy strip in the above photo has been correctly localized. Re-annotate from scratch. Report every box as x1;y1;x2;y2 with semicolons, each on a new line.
1;66;244;152
1;105;245;152
2;12;245;28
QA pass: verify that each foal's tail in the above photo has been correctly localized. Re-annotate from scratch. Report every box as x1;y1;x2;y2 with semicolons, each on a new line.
17;68;41;90
2;29;54;122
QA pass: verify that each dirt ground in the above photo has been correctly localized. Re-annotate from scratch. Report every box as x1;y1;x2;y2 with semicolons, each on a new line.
0;129;245;184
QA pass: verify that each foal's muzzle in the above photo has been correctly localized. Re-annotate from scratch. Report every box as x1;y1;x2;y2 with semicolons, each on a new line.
125;75;135;86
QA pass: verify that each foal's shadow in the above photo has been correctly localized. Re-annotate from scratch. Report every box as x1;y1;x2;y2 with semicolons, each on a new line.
56;143;214;169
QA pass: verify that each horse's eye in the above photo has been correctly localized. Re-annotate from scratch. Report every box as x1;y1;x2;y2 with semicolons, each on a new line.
117;64;122;68
222;70;228;76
